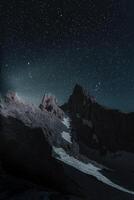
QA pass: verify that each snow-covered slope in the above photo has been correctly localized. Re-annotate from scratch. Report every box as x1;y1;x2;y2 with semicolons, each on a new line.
53;147;134;195
62;117;70;129
61;131;72;144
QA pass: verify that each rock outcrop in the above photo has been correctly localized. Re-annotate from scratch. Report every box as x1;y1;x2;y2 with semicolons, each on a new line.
5;91;21;104
39;94;64;120
62;84;134;154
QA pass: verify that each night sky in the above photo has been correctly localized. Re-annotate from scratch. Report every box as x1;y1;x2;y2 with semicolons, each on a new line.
1;0;134;111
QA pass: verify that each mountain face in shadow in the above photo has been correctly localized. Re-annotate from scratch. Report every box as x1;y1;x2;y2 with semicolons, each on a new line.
0;86;134;200
62;84;134;154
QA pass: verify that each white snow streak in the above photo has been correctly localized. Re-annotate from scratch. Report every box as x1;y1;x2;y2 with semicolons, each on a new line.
62;117;70;129
53;147;134;195
61;131;72;144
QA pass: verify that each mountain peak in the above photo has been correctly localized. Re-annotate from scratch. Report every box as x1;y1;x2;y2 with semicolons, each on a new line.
73;84;87;96
5;91;21;104
39;93;64;119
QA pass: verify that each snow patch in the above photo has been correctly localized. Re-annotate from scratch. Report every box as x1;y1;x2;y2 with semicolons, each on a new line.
62;117;70;129
53;147;134;195
61;131;72;144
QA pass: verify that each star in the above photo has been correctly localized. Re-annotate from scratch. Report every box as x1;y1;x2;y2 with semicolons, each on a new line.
1;0;134;111
94;82;101;92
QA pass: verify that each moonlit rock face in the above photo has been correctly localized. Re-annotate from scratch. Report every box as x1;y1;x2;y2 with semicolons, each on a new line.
61;131;72;144
5;91;21;104
53;147;134;195
39;94;64;119
0;93;65;134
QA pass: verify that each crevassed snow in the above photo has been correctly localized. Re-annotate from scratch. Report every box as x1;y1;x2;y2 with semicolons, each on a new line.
62;117;70;129
61;131;72;144
53;147;134;195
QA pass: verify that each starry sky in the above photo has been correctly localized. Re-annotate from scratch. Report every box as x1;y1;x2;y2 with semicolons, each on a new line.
1;0;134;111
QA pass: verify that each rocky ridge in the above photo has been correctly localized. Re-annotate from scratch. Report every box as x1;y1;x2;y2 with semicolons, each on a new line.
0;88;134;199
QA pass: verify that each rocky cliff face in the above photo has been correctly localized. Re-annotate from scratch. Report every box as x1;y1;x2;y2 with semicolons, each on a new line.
0;92;81;197
0;89;134;199
62;84;134;154
39;94;64;120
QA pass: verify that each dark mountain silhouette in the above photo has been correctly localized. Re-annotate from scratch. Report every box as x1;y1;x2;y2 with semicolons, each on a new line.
62;84;134;154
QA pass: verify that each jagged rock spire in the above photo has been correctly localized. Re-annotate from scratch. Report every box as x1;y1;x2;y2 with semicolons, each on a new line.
5;91;20;104
39;93;64;119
